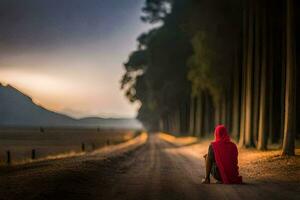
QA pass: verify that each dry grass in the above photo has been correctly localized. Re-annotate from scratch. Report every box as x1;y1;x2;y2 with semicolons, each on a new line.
159;133;199;146
159;132;300;183
239;148;300;182
0;127;137;165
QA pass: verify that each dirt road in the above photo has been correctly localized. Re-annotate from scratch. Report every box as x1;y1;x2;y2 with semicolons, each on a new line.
0;133;299;200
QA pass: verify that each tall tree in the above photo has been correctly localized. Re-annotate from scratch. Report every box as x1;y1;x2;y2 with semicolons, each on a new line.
257;0;269;150
244;0;255;147
282;0;296;156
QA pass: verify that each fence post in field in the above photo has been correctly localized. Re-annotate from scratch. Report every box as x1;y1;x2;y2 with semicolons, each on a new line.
6;151;11;164
106;139;110;146
81;143;85;152
31;149;36;160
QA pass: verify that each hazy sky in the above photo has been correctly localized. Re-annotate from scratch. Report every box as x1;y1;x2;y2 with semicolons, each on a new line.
0;0;151;118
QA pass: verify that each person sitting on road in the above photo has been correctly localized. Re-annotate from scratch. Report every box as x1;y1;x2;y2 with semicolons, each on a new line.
202;125;243;184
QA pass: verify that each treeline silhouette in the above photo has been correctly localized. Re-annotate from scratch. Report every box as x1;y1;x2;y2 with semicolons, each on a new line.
121;0;300;155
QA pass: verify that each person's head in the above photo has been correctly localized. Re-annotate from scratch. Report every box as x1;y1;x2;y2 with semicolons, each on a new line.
214;125;230;142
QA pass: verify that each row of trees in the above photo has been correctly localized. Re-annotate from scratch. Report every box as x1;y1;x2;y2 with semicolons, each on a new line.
121;0;300;155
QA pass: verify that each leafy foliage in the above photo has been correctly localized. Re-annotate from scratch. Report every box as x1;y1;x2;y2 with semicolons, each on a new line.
121;0;240;129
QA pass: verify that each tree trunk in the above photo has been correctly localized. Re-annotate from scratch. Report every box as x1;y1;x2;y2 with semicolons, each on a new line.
159;118;164;132
226;89;233;133
239;0;249;146
232;47;241;140
221;95;227;126
179;102;187;135
204;91;213;136
169;114;173;133
189;96;195;136
171;113;176;134
208;92;215;134
258;1;269;150
244;0;255;147
168;114;172;133
214;97;222;126
268;15;275;144
282;0;296;156
164;116;169;133
176;108;181;135
195;92;204;137
184;100;189;135
253;0;262;146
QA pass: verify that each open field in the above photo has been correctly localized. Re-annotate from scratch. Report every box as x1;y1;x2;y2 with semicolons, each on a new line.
0;127;139;165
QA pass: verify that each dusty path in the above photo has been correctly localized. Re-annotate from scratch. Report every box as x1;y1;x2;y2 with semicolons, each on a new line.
0;133;299;200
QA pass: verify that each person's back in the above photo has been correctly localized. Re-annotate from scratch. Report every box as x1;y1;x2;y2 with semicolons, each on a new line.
203;125;242;184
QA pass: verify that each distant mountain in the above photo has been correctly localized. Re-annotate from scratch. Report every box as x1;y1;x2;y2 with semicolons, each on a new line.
78;117;143;129
0;84;142;129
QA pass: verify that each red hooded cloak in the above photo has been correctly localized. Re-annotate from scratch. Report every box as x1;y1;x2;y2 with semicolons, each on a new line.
211;125;243;184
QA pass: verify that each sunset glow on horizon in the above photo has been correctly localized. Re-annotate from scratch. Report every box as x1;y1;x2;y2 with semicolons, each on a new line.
0;53;142;118
0;0;150;119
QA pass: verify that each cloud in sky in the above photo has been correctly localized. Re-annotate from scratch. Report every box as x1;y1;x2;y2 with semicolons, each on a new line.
0;0;142;50
0;0;150;118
